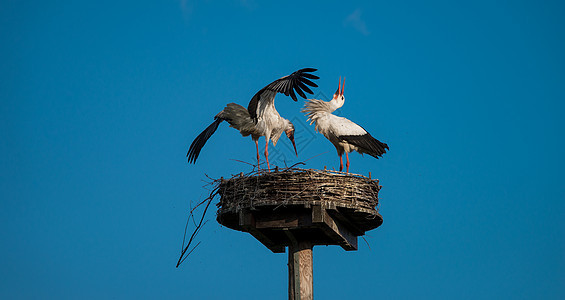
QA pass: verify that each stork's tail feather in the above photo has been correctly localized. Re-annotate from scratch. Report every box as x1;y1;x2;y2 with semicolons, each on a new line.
342;134;389;159
187;118;223;163
223;103;255;134
370;138;389;158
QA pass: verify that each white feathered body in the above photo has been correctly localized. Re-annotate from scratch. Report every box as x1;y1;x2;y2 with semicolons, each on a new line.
302;97;388;158
254;90;288;146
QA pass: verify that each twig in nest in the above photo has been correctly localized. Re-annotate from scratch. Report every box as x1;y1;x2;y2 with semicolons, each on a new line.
285;162;306;170
229;158;255;167
176;184;220;268
361;236;371;251
303;151;329;163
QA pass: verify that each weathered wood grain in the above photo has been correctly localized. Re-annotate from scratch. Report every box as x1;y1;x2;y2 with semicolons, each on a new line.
288;240;313;300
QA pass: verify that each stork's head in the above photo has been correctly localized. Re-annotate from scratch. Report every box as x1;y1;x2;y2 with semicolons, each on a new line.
332;77;345;108
284;121;298;157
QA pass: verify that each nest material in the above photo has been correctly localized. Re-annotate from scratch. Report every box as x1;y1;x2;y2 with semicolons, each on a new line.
178;168;382;265
217;167;382;222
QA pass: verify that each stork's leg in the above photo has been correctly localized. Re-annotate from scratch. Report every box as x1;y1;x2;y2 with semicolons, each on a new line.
345;152;350;173
339;154;343;172
255;139;260;169
265;140;271;171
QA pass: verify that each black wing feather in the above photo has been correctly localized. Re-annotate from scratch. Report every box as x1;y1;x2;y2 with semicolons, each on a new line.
300;77;318;88
341;133;389;158
187;117;223;163
247;68;319;121
296;80;314;95
295;84;307;99
301;73;320;80
299;68;317;73
289;87;297;101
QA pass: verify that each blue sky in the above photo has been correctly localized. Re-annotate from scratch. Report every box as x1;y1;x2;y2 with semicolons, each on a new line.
1;0;564;299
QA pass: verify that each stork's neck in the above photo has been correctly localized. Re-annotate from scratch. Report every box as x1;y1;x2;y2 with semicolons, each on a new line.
328;96;344;111
269;118;289;146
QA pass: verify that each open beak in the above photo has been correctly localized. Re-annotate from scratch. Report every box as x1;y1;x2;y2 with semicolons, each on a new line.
335;76;341;96
335;77;345;96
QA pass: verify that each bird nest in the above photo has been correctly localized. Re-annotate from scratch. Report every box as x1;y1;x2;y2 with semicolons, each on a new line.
177;167;384;265
216;167;383;234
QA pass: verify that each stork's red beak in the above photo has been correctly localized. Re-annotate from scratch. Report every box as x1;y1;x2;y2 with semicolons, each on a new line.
291;133;297;157
335;76;341;96
335;77;345;96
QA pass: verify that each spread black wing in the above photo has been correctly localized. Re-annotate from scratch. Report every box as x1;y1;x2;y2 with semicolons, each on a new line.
187;117;223;163
247;68;319;121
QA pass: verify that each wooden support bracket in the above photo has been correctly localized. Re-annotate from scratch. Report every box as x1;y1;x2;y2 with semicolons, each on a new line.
312;205;358;251
239;209;285;253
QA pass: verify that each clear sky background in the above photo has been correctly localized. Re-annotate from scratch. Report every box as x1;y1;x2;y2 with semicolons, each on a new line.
2;0;564;299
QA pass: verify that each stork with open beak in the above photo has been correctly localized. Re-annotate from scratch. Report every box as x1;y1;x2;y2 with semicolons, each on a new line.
302;77;388;173
247;68;319;170
187;68;318;169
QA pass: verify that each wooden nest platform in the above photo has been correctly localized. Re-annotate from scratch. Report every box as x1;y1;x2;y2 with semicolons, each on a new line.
216;168;383;253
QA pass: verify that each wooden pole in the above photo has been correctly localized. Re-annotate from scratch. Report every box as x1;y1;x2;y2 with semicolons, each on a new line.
288;240;313;300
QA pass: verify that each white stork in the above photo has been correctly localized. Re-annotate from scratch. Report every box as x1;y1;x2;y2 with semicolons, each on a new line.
247;68;319;170
187;68;318;169
302;77;388;173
